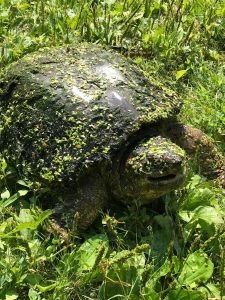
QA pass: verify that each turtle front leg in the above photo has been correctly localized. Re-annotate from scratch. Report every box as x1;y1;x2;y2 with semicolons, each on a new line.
165;122;225;186
53;173;108;232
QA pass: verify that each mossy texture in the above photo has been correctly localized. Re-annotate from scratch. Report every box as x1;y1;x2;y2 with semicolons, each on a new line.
0;44;180;186
126;137;186;176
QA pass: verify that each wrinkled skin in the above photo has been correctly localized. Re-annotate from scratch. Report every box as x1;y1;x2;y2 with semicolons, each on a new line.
0;44;224;230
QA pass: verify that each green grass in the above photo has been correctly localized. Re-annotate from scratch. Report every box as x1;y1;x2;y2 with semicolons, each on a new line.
0;173;225;299
0;0;225;299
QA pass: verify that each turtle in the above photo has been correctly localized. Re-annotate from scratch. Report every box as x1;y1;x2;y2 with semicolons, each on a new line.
0;44;224;230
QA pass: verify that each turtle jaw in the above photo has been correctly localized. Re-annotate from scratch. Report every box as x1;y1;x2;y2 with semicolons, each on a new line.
146;171;186;189
120;170;186;204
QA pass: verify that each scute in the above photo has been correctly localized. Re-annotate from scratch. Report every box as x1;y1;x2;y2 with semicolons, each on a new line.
0;44;180;184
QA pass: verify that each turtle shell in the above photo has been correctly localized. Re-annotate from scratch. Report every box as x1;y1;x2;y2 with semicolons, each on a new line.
0;44;181;184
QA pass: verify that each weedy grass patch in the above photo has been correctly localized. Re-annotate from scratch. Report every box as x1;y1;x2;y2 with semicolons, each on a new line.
1;0;225;68
0;164;225;299
0;0;225;299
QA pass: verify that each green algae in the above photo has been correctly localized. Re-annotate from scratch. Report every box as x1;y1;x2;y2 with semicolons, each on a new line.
126;137;186;176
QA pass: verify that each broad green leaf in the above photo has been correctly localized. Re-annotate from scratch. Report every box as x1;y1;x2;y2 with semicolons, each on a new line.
150;215;181;258
28;239;42;257
152;259;171;280
110;251;146;274
180;206;223;226
180;188;215;210
18;209;35;239
176;69;188;80
165;289;205;300
142;288;160;300
5;290;19;300
17;179;32;188
18;189;29;196
14;210;52;231
1;189;10;199
193;206;223;225
5;295;18;300
198;283;221;299
18;209;34;223
0;192;20;208
100;255;145;299
178;250;213;286
0;190;29;208
28;288;41;300
75;234;109;274
0;210;52;237
144;259;171;295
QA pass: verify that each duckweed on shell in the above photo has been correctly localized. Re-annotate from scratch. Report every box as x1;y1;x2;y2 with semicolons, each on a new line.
0;44;180;185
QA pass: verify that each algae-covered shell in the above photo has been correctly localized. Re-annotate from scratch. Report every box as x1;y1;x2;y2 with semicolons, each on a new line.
0;44;181;184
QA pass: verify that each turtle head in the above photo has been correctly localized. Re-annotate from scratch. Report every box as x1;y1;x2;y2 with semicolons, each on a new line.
116;136;186;204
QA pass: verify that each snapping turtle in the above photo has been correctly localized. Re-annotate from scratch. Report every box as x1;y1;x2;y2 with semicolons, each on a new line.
0;44;224;229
